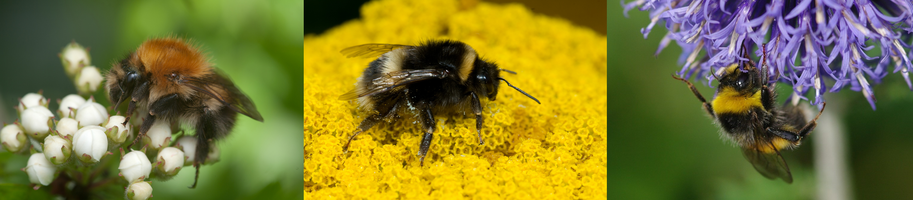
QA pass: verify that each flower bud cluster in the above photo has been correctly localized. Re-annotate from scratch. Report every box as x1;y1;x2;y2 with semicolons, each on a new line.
2;92;128;188
2;93;219;191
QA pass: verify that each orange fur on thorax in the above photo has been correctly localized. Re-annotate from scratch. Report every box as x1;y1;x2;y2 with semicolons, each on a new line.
136;38;212;102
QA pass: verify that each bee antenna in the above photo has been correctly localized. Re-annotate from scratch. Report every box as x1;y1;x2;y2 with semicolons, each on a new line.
498;68;518;74
498;78;540;104
112;101;122;113
710;68;721;81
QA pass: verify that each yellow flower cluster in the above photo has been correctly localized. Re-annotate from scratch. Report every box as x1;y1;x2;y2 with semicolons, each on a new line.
304;0;607;199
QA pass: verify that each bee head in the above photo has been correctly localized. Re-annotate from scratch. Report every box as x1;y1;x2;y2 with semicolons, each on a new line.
105;57;141;110
470;60;501;100
468;60;541;104
719;63;762;93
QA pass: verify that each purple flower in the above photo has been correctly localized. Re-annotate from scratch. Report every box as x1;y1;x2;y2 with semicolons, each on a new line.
624;0;913;110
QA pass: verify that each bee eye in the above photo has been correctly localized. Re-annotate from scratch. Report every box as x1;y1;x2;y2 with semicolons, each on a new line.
116;70;139;100
735;73;749;89
124;71;138;83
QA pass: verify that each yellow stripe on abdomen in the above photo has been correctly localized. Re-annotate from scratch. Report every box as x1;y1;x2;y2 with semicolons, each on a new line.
711;87;763;114
757;137;794;154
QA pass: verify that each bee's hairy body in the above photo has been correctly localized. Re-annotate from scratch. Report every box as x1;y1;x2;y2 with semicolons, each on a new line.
339;40;540;166
106;38;263;188
674;61;825;183
357;42;488;115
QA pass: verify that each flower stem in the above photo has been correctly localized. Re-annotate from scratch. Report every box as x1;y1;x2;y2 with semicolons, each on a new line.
814;95;852;200
89;177;119;190
87;155;113;180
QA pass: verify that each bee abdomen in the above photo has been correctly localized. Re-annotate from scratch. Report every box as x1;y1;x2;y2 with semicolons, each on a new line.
716;113;758;135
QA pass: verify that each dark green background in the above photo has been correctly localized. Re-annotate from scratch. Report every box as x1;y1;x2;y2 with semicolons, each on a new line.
0;0;302;199
610;2;913;200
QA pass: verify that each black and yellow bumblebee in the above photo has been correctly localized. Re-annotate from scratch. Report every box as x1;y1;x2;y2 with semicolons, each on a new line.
672;50;825;183
338;40;540;166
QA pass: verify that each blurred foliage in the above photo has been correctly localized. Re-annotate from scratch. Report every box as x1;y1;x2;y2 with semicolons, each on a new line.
0;0;302;199
610;2;913;200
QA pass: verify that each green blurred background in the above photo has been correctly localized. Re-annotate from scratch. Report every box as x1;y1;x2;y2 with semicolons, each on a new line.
0;0;302;199
610;2;913;200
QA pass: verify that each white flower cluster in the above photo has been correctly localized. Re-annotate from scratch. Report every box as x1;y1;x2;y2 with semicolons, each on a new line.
4;93;120;186
59;41;103;96
1;41;224;198
0;92;210;198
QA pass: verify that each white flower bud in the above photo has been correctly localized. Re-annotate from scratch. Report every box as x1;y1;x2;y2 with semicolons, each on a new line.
76;66;103;95
72;126;108;163
205;145;220;164
144;121;172;151
75;99;108;127
56;118;79;139
125;181;152;200
104;115;131;144
24;153;57;186
60;41;90;76
18;93;48;112
119;151;152;183
57;94;86;118
131;107;148;127
155;147;184;176
175;136;197;166
43;135;72;165
20;107;55;141
1;124;27;152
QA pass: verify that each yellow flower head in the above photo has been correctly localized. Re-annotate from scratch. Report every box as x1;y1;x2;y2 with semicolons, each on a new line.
305;0;606;198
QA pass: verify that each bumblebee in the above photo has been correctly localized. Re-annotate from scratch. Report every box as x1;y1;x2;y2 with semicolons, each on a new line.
339;40;540;166
672;51;825;183
106;38;263;188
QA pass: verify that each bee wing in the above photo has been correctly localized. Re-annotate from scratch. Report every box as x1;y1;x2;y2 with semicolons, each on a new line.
741;144;793;183
182;69;264;122
339;69;450;100
340;44;413;58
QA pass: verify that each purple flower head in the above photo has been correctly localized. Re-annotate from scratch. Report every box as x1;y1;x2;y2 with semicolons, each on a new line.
624;0;913;110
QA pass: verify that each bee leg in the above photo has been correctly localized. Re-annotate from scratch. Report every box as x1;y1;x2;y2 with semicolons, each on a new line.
766;128;801;142
190;135;211;189
796;102;827;138
123;81;150;126
760;85;774;110
123;100;137;126
470;92;484;145
192;163;201;189
128;113;155;150
768;102;827;142
418;107;435;166
343;102;399;153
148;94;182;117
190;106;236;189
343;117;379;153
671;75;715;118
128;94;183;150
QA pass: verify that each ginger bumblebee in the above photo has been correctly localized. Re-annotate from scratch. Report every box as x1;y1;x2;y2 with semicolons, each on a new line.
339;40;540;166
105;38;263;188
672;49;825;183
